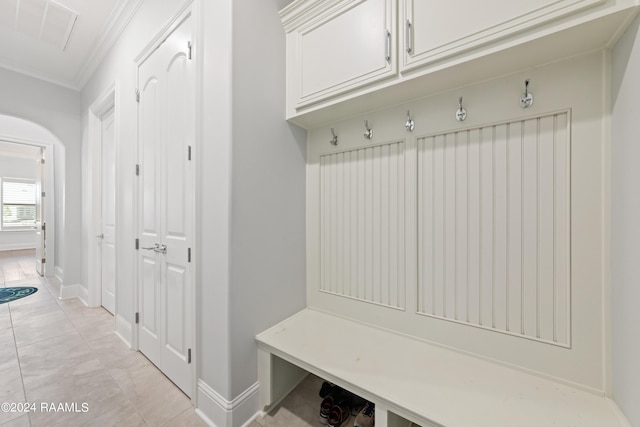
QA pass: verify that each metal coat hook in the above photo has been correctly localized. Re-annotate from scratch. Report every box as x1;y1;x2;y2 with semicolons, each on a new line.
456;97;467;122
405;110;415;132
329;128;338;146
363;120;373;140
520;79;534;109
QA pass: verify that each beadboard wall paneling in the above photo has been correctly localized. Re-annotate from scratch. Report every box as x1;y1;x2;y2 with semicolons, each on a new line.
319;141;406;309
417;112;570;347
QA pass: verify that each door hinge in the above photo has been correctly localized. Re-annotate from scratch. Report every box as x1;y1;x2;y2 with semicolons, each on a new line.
136;164;140;176
41;158;45;164
41;258;46;264
41;191;46;197
135;89;140;103
42;223;46;231
135;238;139;250
187;248;191;263
187;41;192;60
188;145;191;161
135;312;139;324
188;348;191;364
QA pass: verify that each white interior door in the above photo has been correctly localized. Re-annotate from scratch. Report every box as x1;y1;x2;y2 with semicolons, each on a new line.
100;107;116;314
137;13;194;396
35;147;45;276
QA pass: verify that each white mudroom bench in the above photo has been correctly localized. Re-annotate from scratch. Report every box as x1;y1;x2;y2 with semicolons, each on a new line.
256;308;629;427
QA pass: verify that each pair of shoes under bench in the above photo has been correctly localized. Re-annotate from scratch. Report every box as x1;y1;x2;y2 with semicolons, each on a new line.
319;381;339;424
319;382;351;426
320;395;351;426
353;401;375;427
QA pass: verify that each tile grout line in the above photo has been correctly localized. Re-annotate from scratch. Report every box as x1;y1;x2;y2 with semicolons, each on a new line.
7;295;33;427
45;279;153;427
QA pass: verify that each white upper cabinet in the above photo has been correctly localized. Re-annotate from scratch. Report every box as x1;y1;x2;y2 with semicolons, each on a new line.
281;0;396;115
281;0;638;127
400;0;604;70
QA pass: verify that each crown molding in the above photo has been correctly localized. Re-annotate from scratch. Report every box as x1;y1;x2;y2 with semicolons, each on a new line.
0;61;78;91
74;0;144;90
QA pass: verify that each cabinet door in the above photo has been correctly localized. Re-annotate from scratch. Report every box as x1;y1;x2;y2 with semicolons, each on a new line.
292;0;396;109
401;0;603;71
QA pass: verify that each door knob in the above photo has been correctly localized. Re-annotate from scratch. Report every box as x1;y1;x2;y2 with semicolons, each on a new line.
96;233;104;239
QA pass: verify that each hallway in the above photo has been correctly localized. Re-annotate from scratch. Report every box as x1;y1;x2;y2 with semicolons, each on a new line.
0;250;205;426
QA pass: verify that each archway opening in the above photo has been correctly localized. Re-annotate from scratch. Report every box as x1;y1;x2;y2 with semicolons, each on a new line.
0;114;65;281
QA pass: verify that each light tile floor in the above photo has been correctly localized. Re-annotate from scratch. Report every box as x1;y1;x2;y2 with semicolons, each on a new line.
0;250;398;427
0;249;206;427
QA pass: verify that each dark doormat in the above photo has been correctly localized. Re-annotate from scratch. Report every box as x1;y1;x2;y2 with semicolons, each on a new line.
0;287;38;304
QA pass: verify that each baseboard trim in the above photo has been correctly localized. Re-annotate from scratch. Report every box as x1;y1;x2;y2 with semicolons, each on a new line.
231;382;261;427
59;283;88;305
54;266;64;282
59;283;81;300
78;285;88;305
196;380;261;427
239;411;261;427
115;315;132;347
194;408;216;427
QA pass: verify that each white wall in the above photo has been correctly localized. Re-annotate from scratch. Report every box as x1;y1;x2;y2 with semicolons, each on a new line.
0;155;38;250
0;69;80;283
228;0;307;399
198;0;233;400
198;0;307;411
611;13;640;426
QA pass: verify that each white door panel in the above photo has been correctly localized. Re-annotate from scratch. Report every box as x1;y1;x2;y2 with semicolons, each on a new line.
101;107;116;314
161;14;193;395
138;40;164;369
137;13;193;397
140;254;161;363
35;147;45;276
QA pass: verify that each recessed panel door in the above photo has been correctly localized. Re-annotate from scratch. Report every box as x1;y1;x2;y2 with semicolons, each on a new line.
138;45;164;367
100;107;116;314
160;15;193;395
137;13;193;397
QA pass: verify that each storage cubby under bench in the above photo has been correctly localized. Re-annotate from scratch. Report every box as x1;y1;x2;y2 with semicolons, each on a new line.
256;309;628;427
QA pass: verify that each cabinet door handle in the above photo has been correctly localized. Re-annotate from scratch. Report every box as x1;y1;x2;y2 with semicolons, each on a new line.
385;29;391;62
406;19;412;53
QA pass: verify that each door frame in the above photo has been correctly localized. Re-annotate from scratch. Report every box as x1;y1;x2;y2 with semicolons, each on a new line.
0;136;56;276
133;0;197;400
87;82;118;309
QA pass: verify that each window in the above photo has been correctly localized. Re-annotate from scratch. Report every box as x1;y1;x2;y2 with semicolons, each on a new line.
1;179;37;229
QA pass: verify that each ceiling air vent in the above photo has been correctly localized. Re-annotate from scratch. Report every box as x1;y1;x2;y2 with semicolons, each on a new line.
2;0;79;51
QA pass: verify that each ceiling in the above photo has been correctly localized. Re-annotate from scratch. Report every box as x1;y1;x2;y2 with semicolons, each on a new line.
0;0;141;90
